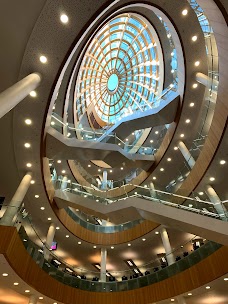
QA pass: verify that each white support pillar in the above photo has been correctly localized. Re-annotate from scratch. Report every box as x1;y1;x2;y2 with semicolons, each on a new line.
149;182;156;198
196;72;219;91
44;222;56;260
160;227;175;266
102;170;108;190
0;73;41;119
205;185;227;218
61;176;68;190
28;295;37;304
100;247;107;282
0;173;32;226
178;141;196;169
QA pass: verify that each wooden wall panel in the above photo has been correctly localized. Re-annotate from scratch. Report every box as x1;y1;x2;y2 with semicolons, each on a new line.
1;226;228;304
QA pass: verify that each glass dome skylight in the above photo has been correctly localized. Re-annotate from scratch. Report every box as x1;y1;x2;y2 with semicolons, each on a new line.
75;13;163;124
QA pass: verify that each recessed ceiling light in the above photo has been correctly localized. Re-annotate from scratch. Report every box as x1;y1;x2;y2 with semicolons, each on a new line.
118;143;121;146
40;55;47;64
30;180;35;184
189;204;193;207
152;177;156;180
88;164;91;167
48;217;52;221
220;160;226;165
155;231;159;235
195;61;200;66
62;170;66;174
160;168;164;171
182;9;188;15
190;102;195;107
171;52;174;56
26;163;32;168
155;131;159;134
2;273;8;277
174;146;178;150
39;297;43;300
142;238;146;241
180;134;185;138
57;160;61;163
14;282;19;285
40;207;45;210
185;119;191;123
24;143;31;148
209;177;215;181
171;69;174;73
51;121;55;125
111;246;114;249
192;35;198;41
60;14;69;24
199;192;204;195
125;138;128;142
25;290;30;293
167;158;172;162
150;140;154;143
128;243;131;246
66;235;69;238
224;278;228;281
206;286;210;289
193;83;198;89
25;119;32;125
93;246;96;249
78;241;82;245
35;195;39;198
110;170;113;173
120;167;123;170
29;90;37;97
56;227;60;230
98;169;101;172
171;299;175;302
188;293;192;296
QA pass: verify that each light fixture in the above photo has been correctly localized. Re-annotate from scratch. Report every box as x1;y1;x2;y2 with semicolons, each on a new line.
171;299;175;302
110;170;113;173
26;163;32;168
209;177;215;181
120;167;123;170
206;286;211;289
171;69;174;73
29;90;37;97
62;170;66;174
192;35;198;41
39;297;43;300
199;192;204;196
142;238;146;241
56;227;60;230
174;146;178;150
128;243;131;247
88;164;91;167
195;61;200;66
60;14;69;24
155;231;159;235
78;241;82;245
220;160;226;165
30;180;35;184
224;278;228;281
2;273;8;277
25;290;30;293
190;102;195;107
185;119;191;123
35;195;39;198
51;121;55;125
40;55;47;64
57;160;61;163
188;293;192;296
167;158;172;162
180;134;184;138
66;235;69;238
40;207;45;210
152;177;156;180
14;282;19;285
25;119;32;125
24;143;31;148
98;169;101;172
160;168;164;171
171;52;174;56
125;138;128;142
193;83;198;89
150;140;154;143
182;9;188;15
189;204;193;208
155;131;159;134
111;246;114;249
48;217;52;221
93;246;96;249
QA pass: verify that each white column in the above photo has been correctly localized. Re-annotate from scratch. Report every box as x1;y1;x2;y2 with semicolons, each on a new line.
196;72;218;91
102;170;108;190
100;247;107;282
44;222;56;260
178;141;195;169
160;227;175;265
28;295;37;304
149;182;156;198
205;185;227;218
0;73;41;119
61;176;68;190
0;173;32;226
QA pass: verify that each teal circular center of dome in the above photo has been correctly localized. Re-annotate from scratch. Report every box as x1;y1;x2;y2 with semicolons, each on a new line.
107;74;118;92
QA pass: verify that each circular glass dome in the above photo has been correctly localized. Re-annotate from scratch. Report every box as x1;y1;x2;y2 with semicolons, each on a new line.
75;13;163;124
